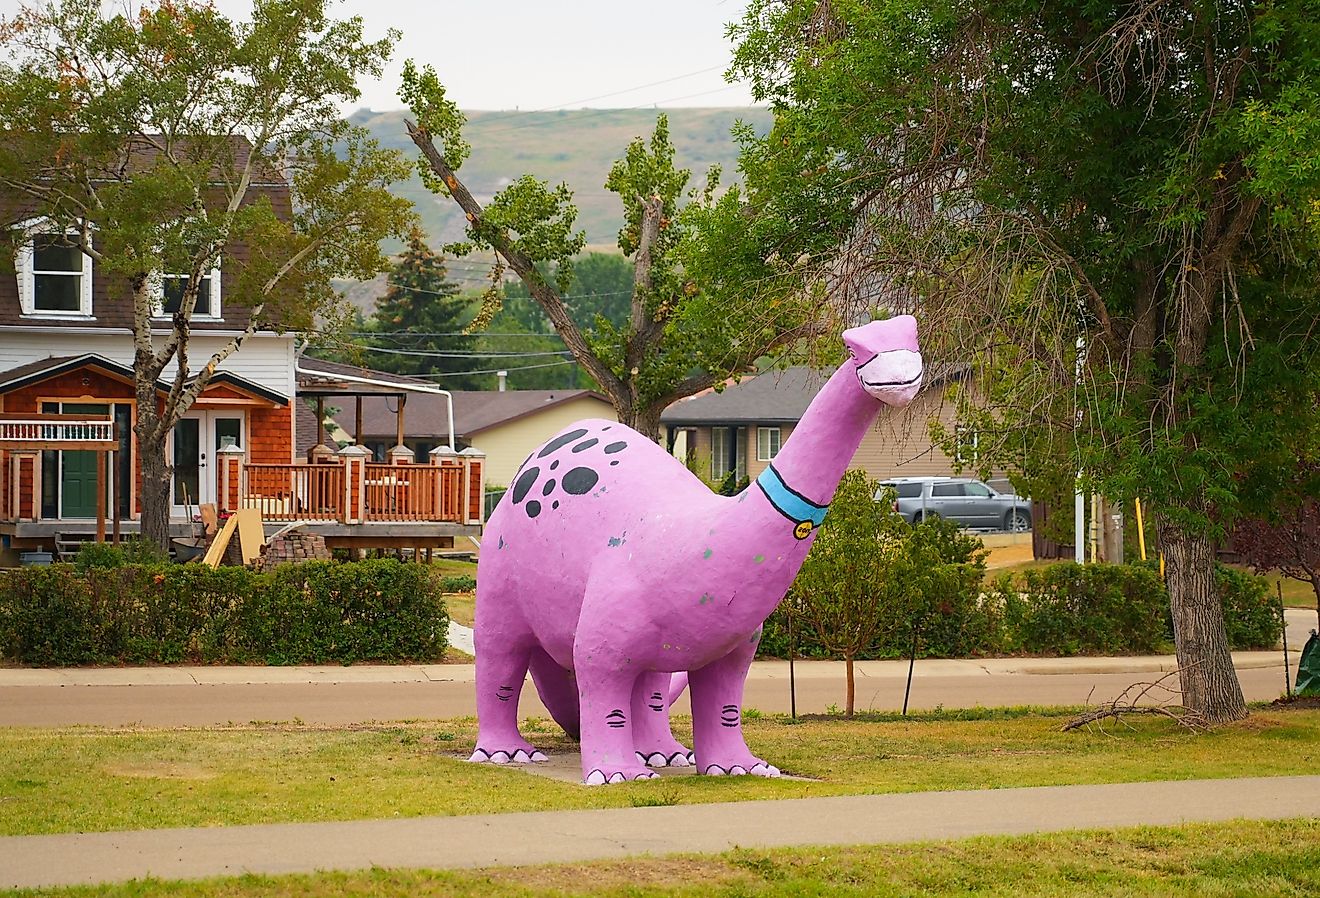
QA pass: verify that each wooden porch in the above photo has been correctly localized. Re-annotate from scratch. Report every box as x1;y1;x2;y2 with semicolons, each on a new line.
0;415;485;554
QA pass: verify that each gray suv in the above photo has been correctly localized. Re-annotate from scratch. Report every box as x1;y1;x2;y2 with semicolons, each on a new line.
878;477;1031;532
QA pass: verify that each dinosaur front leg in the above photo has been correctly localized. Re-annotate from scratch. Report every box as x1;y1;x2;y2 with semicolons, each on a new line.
630;671;693;768
470;640;546;764
573;643;658;784
689;633;780;777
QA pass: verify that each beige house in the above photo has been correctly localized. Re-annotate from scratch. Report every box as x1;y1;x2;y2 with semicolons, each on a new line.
661;367;982;487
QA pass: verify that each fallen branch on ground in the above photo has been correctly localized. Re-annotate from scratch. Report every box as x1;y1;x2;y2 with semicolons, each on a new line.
1062;667;1209;733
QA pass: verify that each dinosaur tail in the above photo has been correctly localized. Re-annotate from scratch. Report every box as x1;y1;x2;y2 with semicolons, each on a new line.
667;672;689;706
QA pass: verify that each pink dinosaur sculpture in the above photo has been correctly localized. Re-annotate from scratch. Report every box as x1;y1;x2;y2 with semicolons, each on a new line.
471;316;924;784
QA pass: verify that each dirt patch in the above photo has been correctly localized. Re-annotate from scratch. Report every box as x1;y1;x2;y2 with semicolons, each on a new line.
482;857;750;892
1270;695;1320;710
105;762;217;780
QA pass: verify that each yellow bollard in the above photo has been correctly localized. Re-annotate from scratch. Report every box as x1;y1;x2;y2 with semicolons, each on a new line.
1135;498;1148;562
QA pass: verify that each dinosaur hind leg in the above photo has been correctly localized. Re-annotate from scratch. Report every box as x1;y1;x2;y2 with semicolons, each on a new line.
529;647;580;740
471;629;545;764
631;671;693;768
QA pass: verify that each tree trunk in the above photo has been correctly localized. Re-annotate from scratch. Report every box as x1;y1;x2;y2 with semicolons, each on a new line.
138;435;172;551
1159;520;1248;723
844;652;855;718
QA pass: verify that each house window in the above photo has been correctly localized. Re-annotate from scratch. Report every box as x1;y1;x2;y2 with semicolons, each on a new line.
757;426;781;462
14;224;94;317
712;427;729;480
158;260;221;319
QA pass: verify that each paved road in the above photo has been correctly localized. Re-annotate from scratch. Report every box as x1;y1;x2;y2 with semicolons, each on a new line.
2;775;1316;889
0;650;1301;727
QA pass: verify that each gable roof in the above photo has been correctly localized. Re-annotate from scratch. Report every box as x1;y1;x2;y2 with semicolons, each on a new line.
0;353;287;405
660;367;828;425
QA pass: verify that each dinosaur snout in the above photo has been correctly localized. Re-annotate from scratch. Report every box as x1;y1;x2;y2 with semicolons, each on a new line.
857;349;924;407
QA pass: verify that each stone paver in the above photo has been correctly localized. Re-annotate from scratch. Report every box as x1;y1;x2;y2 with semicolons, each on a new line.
1;775;1316;890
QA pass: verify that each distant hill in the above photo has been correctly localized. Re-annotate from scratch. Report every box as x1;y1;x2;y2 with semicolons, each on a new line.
347;107;773;300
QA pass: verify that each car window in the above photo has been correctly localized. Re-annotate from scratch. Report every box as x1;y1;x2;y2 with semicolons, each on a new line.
964;482;993;498
894;483;923;498
930;483;963;497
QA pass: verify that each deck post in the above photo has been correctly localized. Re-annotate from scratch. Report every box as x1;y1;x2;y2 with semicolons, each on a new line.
429;445;457;521
337;444;371;525
95;450;106;542
216;444;246;515
459;447;486;525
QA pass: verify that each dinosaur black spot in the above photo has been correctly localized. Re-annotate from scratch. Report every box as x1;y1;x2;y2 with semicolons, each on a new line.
542;479;556;496
572;438;599;453
512;466;540;504
526;500;542;518
562;467;599;495
610;460;619;466
604;441;627;454
550;460;560;470
538;428;589;458
552;500;559;509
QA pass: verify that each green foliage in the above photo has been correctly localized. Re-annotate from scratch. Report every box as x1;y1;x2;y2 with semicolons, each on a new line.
73;538;169;570
439;574;476;593
1214;564;1284;651
0;560;448;666
993;564;1170;657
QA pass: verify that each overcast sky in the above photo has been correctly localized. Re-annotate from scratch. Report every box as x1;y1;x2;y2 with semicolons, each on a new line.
1;0;758;111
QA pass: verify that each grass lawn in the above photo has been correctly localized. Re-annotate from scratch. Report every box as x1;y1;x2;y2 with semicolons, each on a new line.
1;708;1316;837
444;593;475;628
5;818;1317;897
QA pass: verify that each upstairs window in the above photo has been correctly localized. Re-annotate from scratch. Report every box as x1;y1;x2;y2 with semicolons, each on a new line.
13;222;94;317
157;260;221;320
757;426;781;461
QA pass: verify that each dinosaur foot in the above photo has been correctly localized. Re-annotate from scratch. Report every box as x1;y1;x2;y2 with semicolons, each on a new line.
468;747;548;764
583;766;660;785
636;750;695;768
701;759;781;778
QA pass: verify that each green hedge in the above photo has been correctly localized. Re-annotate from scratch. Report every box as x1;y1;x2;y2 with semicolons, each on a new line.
761;561;1281;660
0;559;449;667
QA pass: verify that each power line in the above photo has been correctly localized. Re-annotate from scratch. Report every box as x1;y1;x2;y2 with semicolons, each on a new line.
463;65;729;130
407;359;578;378
375;280;637;301
348;345;573;359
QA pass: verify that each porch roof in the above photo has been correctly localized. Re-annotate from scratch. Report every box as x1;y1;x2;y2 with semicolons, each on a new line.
0;353;288;405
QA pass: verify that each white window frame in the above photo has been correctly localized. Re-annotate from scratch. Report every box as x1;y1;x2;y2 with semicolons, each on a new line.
152;257;222;321
711;426;729;480
12;218;94;318
757;426;781;462
954;424;979;467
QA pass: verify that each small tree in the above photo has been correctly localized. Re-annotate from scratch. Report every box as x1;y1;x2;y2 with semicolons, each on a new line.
362;227;481;386
399;62;826;440
0;0;413;548
1233;466;1320;631
788;471;911;716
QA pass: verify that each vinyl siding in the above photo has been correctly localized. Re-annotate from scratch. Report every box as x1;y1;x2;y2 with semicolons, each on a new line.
469;395;618;487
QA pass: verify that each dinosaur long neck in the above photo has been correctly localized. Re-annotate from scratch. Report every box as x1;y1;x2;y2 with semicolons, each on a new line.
706;363;881;637
769;363;879;505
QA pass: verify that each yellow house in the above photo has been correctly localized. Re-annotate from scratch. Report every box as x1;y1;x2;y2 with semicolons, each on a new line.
310;380;618;488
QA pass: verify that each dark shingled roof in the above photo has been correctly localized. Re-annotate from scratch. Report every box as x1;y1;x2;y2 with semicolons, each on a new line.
660;367;830;425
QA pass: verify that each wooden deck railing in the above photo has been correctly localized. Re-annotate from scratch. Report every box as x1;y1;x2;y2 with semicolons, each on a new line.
241;463;345;522
217;446;484;526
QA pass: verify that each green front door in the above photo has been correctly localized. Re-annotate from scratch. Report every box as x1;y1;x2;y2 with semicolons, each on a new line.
60;451;99;518
60;403;107;519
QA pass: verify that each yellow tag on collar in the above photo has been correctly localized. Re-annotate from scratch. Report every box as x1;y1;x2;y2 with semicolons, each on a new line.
793;520;813;540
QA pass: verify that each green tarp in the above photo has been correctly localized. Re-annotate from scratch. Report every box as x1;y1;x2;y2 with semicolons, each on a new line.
1296;633;1320;697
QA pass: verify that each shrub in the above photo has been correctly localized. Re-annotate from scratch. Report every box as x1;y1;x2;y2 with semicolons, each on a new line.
997;562;1168;656
73;537;169;570
440;574;476;593
1215;564;1282;650
0;559;448;666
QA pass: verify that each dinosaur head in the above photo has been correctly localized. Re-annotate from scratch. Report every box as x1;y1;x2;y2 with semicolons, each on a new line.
842;315;923;407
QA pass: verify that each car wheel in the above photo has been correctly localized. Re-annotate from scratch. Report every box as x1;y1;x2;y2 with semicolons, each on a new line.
919;511;939;523
1006;509;1031;533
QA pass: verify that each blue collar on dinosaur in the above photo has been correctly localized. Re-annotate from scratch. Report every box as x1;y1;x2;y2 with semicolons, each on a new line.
755;464;828;540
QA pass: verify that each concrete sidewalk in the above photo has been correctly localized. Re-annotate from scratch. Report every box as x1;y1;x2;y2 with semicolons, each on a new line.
1;775;1316;889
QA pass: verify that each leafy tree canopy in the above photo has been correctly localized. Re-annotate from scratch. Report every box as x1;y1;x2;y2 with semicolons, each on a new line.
730;0;1320;722
0;0;413;545
400;62;830;437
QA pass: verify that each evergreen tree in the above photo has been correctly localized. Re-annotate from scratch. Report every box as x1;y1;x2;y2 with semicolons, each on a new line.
367;229;482;387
